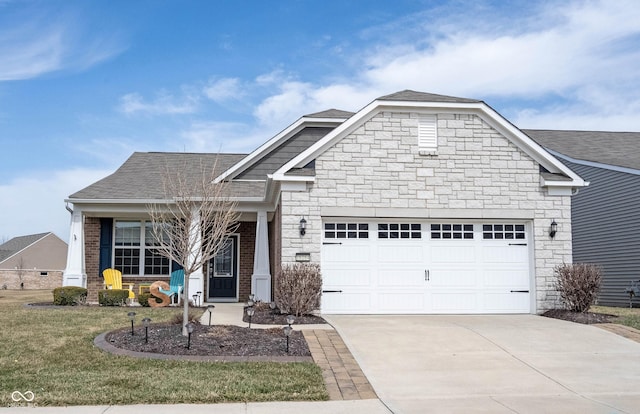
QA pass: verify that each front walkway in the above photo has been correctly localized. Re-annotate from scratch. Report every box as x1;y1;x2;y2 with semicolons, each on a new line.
200;304;377;401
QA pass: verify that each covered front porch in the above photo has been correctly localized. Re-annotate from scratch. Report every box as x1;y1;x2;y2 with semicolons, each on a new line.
62;206;279;305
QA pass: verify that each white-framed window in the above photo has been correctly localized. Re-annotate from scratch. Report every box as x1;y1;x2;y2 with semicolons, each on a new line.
114;220;170;276
418;115;437;155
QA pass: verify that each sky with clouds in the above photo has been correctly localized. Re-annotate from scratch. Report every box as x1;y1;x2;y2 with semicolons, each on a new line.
1;0;639;242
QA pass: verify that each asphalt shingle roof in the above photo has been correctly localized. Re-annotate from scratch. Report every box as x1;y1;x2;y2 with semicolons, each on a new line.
0;233;50;262
524;129;640;171
70;152;253;200
304;109;355;118
377;90;481;104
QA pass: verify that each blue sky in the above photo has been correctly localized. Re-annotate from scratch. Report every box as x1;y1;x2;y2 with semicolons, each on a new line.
1;0;640;242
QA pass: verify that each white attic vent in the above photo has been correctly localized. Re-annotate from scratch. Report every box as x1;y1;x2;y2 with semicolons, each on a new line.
418;115;437;155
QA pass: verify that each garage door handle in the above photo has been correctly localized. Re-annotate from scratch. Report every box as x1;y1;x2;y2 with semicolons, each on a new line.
425;270;429;281
510;290;529;293
509;243;527;246
323;242;342;245
322;290;343;293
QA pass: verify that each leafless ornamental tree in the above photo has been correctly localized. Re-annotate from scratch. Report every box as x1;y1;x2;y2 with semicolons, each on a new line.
147;160;240;335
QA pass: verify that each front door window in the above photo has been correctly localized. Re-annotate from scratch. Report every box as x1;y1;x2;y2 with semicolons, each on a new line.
208;235;238;299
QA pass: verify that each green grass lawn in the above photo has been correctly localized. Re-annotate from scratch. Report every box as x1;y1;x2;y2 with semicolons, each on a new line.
591;305;640;330
0;290;327;407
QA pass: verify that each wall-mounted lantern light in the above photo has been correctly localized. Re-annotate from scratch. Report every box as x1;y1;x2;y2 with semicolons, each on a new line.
549;219;558;239
299;217;307;236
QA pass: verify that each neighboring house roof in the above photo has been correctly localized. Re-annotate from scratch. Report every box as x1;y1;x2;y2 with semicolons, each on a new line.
524;129;640;171
70;152;248;200
0;232;52;263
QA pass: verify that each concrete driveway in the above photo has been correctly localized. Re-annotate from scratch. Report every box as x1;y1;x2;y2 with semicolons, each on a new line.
326;315;640;414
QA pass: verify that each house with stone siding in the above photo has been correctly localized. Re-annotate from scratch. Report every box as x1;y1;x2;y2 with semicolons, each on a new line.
1;232;67;290
63;90;586;313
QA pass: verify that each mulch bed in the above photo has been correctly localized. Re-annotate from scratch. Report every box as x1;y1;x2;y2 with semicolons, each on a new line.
106;323;311;357
241;303;327;325
542;309;618;324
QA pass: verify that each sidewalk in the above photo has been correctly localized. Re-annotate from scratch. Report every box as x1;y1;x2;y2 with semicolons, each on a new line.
0;400;392;414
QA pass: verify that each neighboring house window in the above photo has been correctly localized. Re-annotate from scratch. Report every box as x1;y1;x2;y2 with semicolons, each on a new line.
418;115;437;155
431;224;474;239
114;220;170;276
378;223;422;239
324;223;369;239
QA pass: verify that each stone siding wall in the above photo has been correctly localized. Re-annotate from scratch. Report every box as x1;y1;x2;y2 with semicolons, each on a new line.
0;270;63;290
280;111;572;312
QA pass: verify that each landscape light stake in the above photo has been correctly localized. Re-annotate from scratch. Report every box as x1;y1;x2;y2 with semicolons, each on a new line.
286;314;295;327
283;325;293;354
127;312;136;336
197;291;202;307
142;317;151;343
270;302;276;322
247;307;255;329
185;323;195;349
206;304;215;326
192;294;198;307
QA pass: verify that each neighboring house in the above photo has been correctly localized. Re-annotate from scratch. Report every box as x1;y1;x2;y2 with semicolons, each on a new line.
525;129;640;307
0;232;67;290
63;90;587;314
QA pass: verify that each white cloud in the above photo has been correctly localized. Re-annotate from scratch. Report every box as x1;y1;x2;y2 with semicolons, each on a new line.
251;0;640;132
0;8;125;81
180;121;269;153
119;90;200;116
203;77;244;102
0;168;113;241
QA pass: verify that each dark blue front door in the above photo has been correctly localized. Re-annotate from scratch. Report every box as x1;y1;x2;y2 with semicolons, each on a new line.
208;235;238;299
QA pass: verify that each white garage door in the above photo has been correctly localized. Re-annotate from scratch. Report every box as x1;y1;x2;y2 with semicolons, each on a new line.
321;221;531;314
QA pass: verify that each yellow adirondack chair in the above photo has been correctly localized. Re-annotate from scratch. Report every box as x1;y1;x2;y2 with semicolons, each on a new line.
102;268;135;299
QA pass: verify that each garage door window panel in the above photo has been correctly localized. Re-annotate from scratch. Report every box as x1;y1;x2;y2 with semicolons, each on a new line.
324;223;368;239
482;224;526;240
378;223;421;239
431;224;474;239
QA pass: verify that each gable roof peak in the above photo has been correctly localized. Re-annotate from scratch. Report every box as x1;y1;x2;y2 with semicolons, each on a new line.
377;90;482;104
303;109;355;119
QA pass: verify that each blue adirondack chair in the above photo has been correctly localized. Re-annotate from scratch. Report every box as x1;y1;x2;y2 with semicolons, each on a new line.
159;269;184;305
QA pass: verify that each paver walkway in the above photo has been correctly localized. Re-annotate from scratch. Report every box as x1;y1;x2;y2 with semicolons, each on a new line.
303;330;377;401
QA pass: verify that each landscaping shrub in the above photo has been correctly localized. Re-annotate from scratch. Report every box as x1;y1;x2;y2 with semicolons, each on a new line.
554;263;603;312
98;289;129;306
170;310;200;324
137;292;164;307
52;287;88;306
275;263;322;317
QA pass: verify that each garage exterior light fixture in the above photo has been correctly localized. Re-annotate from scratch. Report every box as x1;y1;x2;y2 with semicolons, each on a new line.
299;217;307;236
549;220;558;238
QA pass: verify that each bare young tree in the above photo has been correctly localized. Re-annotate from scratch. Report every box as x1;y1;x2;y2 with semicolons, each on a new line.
16;256;26;289
147;159;240;335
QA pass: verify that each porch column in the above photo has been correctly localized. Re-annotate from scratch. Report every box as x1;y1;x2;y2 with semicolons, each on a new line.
62;206;86;287
187;208;205;301
252;209;271;301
